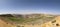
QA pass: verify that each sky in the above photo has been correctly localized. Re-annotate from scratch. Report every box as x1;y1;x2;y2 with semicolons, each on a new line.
0;0;60;14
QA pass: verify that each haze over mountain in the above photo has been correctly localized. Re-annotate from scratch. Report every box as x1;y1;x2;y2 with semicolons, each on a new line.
0;0;60;15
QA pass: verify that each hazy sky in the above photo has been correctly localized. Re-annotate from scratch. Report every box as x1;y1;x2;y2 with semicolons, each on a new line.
0;0;60;14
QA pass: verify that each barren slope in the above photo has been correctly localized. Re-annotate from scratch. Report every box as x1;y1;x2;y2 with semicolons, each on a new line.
0;19;16;27
41;16;60;27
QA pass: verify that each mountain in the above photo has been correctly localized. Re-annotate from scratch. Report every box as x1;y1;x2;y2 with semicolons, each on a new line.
0;14;55;23
0;14;58;27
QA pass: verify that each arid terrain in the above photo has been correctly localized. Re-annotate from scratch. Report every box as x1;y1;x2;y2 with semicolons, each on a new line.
0;14;59;27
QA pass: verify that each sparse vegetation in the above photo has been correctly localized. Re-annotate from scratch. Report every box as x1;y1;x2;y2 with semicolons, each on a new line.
17;25;20;27
0;14;58;27
52;20;56;23
0;14;55;24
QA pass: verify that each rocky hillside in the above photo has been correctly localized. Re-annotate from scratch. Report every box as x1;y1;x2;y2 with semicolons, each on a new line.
0;14;55;23
0;19;16;27
0;14;57;27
